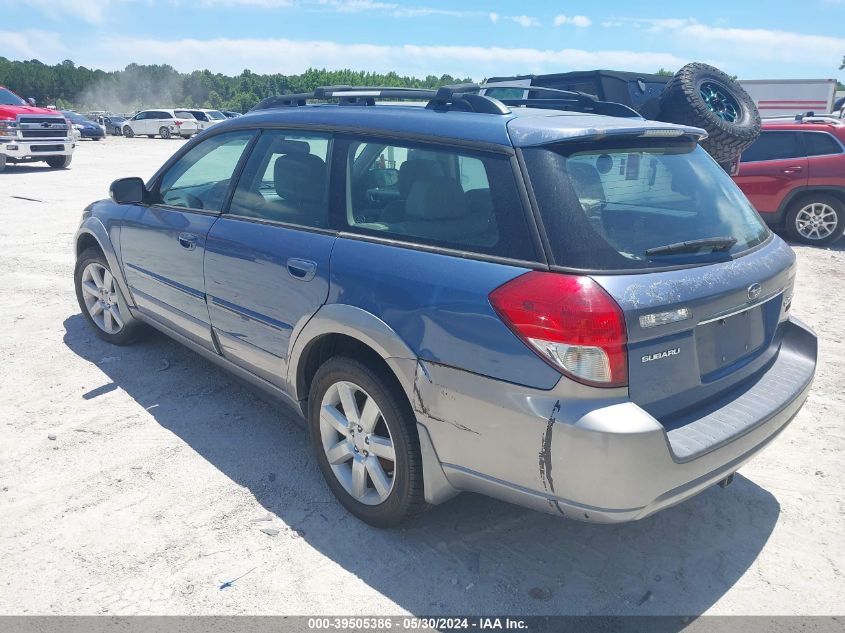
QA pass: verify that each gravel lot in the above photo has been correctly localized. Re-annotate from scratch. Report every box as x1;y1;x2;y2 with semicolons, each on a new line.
0;136;843;617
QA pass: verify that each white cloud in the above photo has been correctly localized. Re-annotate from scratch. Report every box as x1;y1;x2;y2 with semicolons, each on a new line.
0;29;69;60
507;15;540;28
8;0;123;23
488;12;499;23
554;14;591;28
80;35;687;79
605;17;845;67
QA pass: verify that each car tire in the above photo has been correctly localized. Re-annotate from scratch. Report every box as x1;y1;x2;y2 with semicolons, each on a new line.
123;126;134;138
0;154;6;172
46;155;72;169
74;248;145;345
308;356;428;527
658;63;761;165
159;127;171;139
785;194;845;246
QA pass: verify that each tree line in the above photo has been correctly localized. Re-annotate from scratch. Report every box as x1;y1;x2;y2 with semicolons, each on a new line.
0;58;473;113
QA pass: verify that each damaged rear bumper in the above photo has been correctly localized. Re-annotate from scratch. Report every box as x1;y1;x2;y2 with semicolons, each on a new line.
413;316;817;523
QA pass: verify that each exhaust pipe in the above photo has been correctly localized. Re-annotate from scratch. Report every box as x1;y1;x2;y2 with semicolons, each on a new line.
718;473;735;489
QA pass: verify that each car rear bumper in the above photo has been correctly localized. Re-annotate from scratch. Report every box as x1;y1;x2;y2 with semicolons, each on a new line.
1;139;74;160
414;316;816;522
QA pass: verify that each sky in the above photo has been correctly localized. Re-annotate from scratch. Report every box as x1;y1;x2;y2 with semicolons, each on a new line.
3;0;844;81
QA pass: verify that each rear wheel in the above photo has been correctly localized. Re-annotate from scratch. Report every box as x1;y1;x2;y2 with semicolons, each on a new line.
0;154;6;172
123;126;134;138
785;195;844;246
658;63;761;165
159;126;171;139
308;357;427;527
74;248;144;345
46;155;72;169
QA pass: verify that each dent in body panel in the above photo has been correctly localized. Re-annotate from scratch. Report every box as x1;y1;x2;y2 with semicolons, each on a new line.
412;359;480;436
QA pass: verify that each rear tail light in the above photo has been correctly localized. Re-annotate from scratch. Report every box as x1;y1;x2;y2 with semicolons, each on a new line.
174;120;183;126
489;272;628;387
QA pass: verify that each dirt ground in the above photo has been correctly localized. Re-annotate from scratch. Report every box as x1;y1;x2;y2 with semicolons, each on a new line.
0;136;843;617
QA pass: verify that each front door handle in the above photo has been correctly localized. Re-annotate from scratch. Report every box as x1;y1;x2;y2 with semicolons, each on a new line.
287;258;317;281
178;233;198;250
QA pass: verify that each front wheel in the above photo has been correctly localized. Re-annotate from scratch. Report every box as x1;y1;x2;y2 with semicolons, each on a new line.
785;195;844;246
308;357;428;527
46;155;72;169
123;126;134;138
159;127;171;139
74;248;144;345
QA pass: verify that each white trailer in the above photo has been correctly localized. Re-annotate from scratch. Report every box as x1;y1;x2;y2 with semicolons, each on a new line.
738;79;836;118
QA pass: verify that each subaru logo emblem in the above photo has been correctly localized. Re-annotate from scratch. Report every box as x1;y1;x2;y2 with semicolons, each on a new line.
747;283;762;301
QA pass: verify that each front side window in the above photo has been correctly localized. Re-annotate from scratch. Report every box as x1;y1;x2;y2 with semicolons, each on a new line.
156;130;255;212
229;130;330;228
524;140;769;270
740;131;803;162
338;137;536;260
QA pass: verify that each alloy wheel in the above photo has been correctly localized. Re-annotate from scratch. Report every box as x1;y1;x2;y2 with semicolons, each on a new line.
699;81;741;123
319;381;396;505
795;202;838;241
79;262;126;334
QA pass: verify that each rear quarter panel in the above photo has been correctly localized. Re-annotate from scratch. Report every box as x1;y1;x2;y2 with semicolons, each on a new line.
327;237;561;390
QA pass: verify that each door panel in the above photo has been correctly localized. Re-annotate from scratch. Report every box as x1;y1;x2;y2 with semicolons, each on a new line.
734;131;808;215
119;130;256;348
734;158;808;214
204;129;334;388
121;207;219;348
204;220;335;386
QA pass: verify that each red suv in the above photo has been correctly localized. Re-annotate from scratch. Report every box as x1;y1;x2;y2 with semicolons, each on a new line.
733;116;845;245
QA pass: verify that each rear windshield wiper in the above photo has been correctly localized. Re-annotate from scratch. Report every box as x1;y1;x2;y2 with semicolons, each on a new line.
645;236;737;257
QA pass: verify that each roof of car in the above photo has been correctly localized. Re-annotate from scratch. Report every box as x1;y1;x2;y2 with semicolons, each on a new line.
761;117;845;131
215;103;706;149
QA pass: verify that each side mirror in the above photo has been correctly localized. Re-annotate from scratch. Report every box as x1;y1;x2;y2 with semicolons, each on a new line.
26;97;36;106
110;177;147;204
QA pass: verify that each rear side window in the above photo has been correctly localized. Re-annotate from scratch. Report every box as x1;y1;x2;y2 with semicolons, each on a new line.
336;137;537;261
524;140;769;271
740;131;802;162
803;132;842;156
229;130;330;228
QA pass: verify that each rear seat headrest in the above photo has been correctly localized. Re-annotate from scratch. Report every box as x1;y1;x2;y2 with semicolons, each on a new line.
274;153;326;202
405;176;467;220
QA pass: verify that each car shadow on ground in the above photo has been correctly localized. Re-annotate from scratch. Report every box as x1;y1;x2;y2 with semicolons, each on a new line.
63;313;781;618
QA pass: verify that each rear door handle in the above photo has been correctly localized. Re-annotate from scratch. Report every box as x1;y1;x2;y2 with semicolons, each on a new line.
287;258;317;281
782;166;803;174
178;233;198;250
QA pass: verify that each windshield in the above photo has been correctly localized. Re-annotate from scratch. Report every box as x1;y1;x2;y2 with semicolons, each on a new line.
0;87;26;106
523;140;769;270
62;111;89;124
206;110;226;120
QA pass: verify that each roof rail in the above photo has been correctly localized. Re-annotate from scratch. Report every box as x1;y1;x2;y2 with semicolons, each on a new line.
251;84;511;115
481;84;641;118
793;111;843;124
249;83;642;118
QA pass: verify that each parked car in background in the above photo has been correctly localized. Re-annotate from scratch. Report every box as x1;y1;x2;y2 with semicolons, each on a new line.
74;84;816;527
63;111;105;140
221;110;241;118
733;114;845;245
183;109;227;131
97;115;127;136
122;109;199;139
0;86;74;171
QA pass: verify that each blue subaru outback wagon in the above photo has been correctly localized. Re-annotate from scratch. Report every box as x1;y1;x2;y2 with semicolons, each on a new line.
74;85;817;527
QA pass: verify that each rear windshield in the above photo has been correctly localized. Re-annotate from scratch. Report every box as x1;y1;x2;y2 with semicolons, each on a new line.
523;140;769;270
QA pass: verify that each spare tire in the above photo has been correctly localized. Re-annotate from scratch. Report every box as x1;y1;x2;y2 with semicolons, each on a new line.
658;63;760;165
